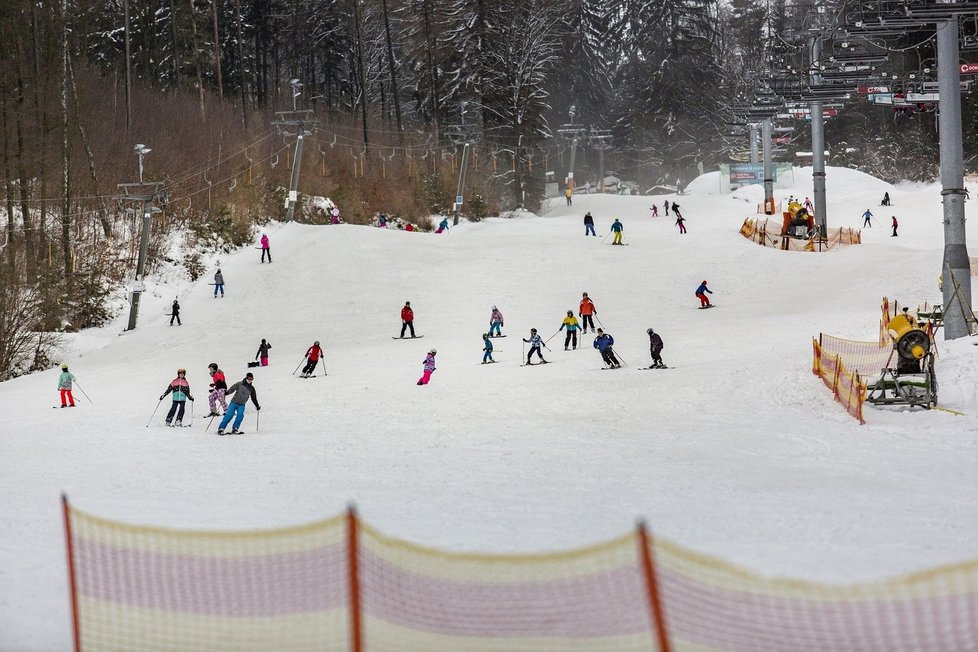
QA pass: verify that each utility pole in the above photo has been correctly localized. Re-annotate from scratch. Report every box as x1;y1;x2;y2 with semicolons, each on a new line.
749;124;759;165
556;105;586;196
590;128;613;192
449;102;473;226
273;80;318;222
117;144;168;332
810;35;828;238
762;119;774;214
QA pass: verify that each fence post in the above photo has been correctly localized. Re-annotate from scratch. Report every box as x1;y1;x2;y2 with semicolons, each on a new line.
637;521;672;652
62;494;82;652
812;338;820;375
347;505;364;652
833;355;842;400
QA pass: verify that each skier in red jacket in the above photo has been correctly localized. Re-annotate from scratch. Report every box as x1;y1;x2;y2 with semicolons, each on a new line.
400;301;416;338
301;341;324;377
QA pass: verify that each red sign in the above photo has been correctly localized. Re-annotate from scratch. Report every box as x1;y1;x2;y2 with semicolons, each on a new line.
961;63;978;75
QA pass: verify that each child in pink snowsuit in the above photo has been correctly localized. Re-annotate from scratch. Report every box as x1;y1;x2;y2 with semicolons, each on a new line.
417;349;436;385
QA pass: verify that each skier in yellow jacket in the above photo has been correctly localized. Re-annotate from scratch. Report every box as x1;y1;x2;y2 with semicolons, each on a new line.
560;310;582;350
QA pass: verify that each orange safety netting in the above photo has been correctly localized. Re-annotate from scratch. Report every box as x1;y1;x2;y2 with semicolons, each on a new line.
740;218;861;251
811;337;870;424
63;499;978;652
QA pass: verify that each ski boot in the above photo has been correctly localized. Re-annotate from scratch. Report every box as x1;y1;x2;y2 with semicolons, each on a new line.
217;429;226;435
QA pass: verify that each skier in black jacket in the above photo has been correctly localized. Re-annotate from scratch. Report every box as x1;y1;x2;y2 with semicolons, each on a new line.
170;299;181;326
647;328;665;368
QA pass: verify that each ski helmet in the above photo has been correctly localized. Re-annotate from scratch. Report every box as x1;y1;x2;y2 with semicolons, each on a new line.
483;333;489;338
61;363;68;370
245;372;254;380
702;280;708;285
647;328;654;335
531;328;537;333
492;305;497;310
429;348;437;354
314;340;320;346
567;310;573;315
208;363;218;371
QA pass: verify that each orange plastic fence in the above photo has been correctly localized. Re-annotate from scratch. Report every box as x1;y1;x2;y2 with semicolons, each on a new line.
63;498;978;652
740;218;861;251
811;337;869;424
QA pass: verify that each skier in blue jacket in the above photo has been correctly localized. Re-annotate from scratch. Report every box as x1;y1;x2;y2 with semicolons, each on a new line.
482;333;494;363
593;328;621;368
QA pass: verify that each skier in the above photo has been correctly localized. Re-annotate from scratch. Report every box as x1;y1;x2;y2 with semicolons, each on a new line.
647;328;665;368
804;197;814;214
301;341;324;377
256;339;272;366
217;373;260;435
891;215;899;237
862;209;873;228
260;233;271;263
593;329;621;368
579;292;597;333
170;298;181;326
489;305;504;337
663;200;670;216
650;204;658;218
57;363;75;408
418;349;437;385
523;328;548;365
159;369;194;427
378;214;388;228
881;192;891;206
400;301;416;338
482;334;494;364
213;269;225;297
611;218;624;245
672;202;683;220
695;280;713;308
565;186;573;206
435;218;449;234
584;212;597;236
206;363;227;416
676;214;687;234
560;310;582;350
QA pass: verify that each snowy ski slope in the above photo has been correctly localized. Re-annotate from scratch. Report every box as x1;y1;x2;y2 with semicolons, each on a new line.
2;166;978;649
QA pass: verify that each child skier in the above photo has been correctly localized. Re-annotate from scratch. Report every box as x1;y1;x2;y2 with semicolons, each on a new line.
482;334;494;363
560;310;582;350
301;341;324;377
260;233;271;263
593;329;621;368
579;292;597;333
213;269;225;297
418;349;437;384
170;299;181;326
58;363;75;408
160;369;194;426
217;373;260;435
255;339;272;366
647;328;665;368
611;219;624;245
695;280;713;308
489;305;504;337
436;218;450;234
523;328;548;365
400;301;416;338
207;363;227;416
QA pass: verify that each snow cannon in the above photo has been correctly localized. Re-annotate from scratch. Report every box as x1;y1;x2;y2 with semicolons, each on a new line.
866;312;937;409
888;314;929;366
781;201;815;237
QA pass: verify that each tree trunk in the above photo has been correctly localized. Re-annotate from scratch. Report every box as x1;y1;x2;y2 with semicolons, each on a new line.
29;2;47;247
422;0;439;140
352;0;369;149
123;0;132;131
187;0;207;119
61;0;72;289
169;0;180;89
1;56;15;254
68;59;111;238
380;0;403;143
211;0;223;101
14;29;33;263
233;0;247;124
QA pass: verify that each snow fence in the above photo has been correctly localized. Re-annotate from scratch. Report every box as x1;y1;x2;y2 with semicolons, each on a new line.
740;217;861;251
64;497;978;651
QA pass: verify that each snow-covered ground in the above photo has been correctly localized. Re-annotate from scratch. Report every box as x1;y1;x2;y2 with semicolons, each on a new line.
3;166;978;649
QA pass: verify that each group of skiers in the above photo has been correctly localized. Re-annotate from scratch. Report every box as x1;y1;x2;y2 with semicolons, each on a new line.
860;209;899;236
585;203;688;242
151;363;259;435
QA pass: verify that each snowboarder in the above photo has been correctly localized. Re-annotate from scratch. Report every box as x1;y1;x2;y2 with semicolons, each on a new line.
418;349;437;384
647;328;665;368
217;373;260;435
676;214;687;234
650;204;658;218
436;218;449;234
663;200;670;216
611;218;624;245
206;363;227;416
881;192;891;206
560;310;582;350
565;186;573;206
523;328;547;365
579;292;597;333
593;329;620;368
256;339;272;366
695;280;713;308
489;305;504;337
400;301;416;338
170;299;181;326
301;341;324;377
891;215;899;237
482;334;494;364
584;212;596;236
58;363;76;408
160;369;194;427
260;233;271;263
862;209;873;228
213;269;225;297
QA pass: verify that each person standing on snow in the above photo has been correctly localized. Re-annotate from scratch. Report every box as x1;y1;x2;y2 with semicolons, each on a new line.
584;212;597;236
523;328;548;365
217;373;260;435
436;218;450;234
560;310;582;350
663;200;670;217
170;298;181;326
610;218;624;245
695;280;713;308
650;204;658;218
488;306;504;337
255;339;272;366
301;341;324;377
579;292;598;333
213;269;225;297
647;328;665;368
160;369;194;427
400;301;416;338
593;329;621;368
207;363;227;416
804;197;814;214
58;363;76;408
482;334;494;364
260;233;271;263
675;213;687;234
891;215;899;237
862;209;873;228
565;186;573;206
418;348;437;384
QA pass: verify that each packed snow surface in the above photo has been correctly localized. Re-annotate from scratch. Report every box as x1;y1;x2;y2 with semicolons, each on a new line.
3;166;978;649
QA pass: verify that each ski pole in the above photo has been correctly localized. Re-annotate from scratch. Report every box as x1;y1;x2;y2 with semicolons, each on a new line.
205;413;217;432
600;231;611;244
522;339;526;362
544;329;561;344
595;315;606;330
145;399;163;428
615;350;629;368
73;381;93;404
190;399;195;421
256;410;260;432
292;357;306;375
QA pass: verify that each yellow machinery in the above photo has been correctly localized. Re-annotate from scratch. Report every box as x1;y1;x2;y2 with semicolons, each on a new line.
866;313;938;409
781;201;815;237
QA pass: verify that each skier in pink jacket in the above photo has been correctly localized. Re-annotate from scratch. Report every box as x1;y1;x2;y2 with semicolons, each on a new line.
260;233;271;263
417;349;437;385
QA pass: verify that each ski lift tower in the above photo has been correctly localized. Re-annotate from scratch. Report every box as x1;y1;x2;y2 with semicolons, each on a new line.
556;106;587;196
272;79;318;222
444;102;477;225
589;127;613;192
